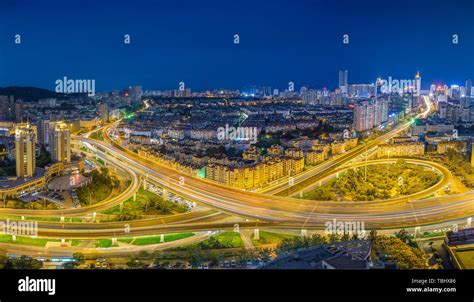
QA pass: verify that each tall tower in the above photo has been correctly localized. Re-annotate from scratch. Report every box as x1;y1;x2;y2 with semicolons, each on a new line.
15;123;36;178
466;79;472;97
49;122;71;163
339;70;348;94
415;71;421;97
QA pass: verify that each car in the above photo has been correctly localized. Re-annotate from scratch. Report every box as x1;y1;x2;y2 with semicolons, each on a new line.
231;260;236;267
224;261;230;267
101;262;108;268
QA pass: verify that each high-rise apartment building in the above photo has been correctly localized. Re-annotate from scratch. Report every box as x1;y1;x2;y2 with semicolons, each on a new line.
339;70;348;94
49;122;71;163
354;99;388;132
466;79;472;97
15;100;24;123
97;102;109;123
15;123;36;178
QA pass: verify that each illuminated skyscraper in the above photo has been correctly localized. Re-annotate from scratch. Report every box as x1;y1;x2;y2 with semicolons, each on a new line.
15;123;36;178
49;122;71;163
415;71;421;97
354;101;374;131
449;85;461;100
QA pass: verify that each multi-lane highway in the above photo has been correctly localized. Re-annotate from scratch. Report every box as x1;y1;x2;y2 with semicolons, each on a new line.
5;95;474;241
0;153;140;217
286;158;452;201
59;103;474;237
261;96;433;196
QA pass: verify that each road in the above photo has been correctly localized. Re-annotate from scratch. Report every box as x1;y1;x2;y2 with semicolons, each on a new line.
7;95;474;239
0;232;211;258
285;158;452;201
0;150;140;217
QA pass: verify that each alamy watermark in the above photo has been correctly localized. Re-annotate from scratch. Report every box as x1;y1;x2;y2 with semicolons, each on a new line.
380;77;416;94
55;76;96;97
0;219;38;237
217;124;258;144
325;219;366;238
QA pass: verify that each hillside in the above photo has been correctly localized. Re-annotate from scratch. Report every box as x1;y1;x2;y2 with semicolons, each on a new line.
0;86;64;102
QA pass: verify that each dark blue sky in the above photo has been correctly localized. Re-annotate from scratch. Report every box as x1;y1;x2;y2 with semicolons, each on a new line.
0;0;473;92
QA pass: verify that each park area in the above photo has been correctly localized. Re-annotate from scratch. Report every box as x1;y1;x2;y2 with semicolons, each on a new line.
301;160;441;202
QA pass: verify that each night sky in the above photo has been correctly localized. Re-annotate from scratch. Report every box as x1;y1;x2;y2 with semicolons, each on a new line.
0;0;473;92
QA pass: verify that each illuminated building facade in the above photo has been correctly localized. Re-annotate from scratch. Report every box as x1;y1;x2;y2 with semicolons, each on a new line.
15;123;36;178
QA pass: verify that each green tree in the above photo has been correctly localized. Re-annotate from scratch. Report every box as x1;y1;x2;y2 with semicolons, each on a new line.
369;230;378;242
73;252;85;263
395;229;417;248
63;261;80;269
0;249;7;268
126;258;143;269
138;251;150;259
258;248;273;265
185;246;204;267
11;256;43;269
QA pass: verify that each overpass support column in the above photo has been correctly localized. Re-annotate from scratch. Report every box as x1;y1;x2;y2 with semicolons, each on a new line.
160;234;165;243
119;202;124;212
133;193;137;202
468;217;472;228
142;179;147;190
60;216;65;223
414;226;421;238
301;229;308;237
61;239;66;247
254;229;260;241
162;189;169;201
12;235;16;241
112;238;118;246
92;212;97;222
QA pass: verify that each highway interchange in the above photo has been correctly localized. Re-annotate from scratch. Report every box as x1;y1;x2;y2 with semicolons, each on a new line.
2;96;474;246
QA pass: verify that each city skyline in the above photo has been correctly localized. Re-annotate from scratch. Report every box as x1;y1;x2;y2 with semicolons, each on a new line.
1;2;474;297
1;0;473;91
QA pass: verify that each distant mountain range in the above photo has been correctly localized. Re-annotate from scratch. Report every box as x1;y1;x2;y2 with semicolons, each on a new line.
0;86;67;102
